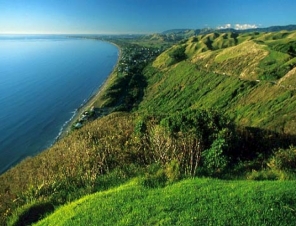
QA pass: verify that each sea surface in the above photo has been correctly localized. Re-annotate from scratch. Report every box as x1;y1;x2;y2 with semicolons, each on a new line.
0;35;119;174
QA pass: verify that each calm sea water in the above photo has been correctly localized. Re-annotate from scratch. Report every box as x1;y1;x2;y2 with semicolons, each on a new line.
0;35;118;174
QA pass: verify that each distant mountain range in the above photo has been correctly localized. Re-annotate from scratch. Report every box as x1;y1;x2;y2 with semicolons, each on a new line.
161;24;296;37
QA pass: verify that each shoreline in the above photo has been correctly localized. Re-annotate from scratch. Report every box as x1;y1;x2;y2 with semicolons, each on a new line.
0;38;121;175
54;40;122;141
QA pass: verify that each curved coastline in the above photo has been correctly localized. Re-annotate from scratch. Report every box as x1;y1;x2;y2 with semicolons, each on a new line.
55;40;122;141
0;38;121;175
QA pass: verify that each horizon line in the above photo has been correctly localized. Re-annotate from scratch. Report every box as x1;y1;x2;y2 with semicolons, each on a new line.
1;24;295;36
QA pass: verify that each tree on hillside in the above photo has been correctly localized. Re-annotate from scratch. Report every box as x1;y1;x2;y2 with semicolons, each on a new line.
169;46;187;64
157;109;235;176
288;45;296;57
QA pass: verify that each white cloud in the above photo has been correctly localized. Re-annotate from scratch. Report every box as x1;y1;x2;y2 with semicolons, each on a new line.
217;23;258;30
217;24;232;30
234;24;258;30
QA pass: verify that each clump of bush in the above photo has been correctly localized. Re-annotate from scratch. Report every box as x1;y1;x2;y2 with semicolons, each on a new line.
140;161;181;188
156;109;235;176
268;146;296;172
247;147;296;180
169;45;187;64
202;137;229;176
247;169;281;181
141;169;167;188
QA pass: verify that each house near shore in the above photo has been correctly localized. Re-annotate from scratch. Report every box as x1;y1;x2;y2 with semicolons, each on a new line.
74;122;83;129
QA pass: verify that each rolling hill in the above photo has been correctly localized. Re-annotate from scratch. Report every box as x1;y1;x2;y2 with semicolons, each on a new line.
139;30;296;134
161;24;296;37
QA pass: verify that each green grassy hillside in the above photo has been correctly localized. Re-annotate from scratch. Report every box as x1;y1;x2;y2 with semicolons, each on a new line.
139;31;296;134
1;31;296;225
35;178;296;226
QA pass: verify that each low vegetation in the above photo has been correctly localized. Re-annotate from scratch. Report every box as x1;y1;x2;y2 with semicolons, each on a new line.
1;29;296;225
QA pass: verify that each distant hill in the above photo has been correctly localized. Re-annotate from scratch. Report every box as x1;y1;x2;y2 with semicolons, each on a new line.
248;24;296;33
161;24;296;37
139;30;296;134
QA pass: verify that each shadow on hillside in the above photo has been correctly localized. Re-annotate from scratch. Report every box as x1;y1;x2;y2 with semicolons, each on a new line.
13;202;54;226
233;126;296;161
106;72;148;112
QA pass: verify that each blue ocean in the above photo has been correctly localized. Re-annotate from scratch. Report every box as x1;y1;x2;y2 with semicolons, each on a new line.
0;35;118;174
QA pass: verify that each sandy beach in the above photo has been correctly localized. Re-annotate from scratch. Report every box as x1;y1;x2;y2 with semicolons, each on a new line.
57;41;122;140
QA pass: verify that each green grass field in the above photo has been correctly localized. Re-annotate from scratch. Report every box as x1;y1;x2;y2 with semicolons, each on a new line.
34;178;296;226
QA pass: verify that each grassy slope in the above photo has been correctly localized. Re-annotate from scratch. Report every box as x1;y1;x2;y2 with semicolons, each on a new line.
36;178;296;226
138;31;296;134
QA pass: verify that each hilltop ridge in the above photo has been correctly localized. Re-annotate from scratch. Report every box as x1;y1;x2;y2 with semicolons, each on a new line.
161;24;296;36
146;24;296;43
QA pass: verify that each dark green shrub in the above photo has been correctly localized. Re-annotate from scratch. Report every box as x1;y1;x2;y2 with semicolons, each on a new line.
202;138;229;175
157;109;235;176
169;46;187;64
247;169;280;181
268;147;296;172
165;160;181;183
141;169;167;188
134;119;147;135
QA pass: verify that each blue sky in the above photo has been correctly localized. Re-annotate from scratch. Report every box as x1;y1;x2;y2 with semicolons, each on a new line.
0;0;295;34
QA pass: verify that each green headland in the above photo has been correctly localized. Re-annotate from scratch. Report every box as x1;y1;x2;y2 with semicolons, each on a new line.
2;28;296;225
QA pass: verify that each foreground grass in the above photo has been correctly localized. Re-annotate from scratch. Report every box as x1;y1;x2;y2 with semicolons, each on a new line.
35;178;296;226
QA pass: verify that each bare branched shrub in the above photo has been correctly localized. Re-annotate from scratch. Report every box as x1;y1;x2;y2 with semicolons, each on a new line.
148;125;177;164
